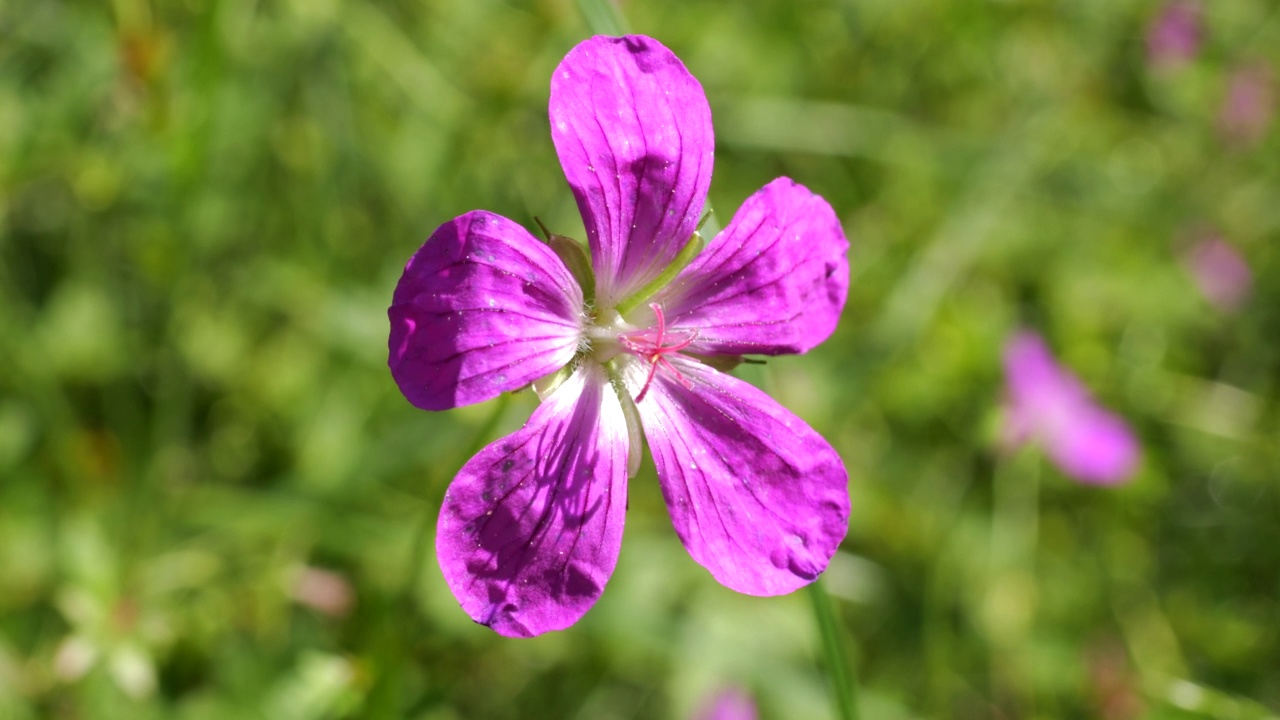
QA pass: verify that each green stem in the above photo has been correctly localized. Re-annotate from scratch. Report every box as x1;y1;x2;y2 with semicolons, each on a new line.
407;392;514;589
808;579;861;720
369;393;513;719
987;452;1040;716
574;0;630;35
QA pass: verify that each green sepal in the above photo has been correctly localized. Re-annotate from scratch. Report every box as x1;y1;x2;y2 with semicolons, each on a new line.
547;234;595;305
696;203;721;240
615;231;706;317
532;361;576;402
687;353;744;373
604;359;644;479
535;217;596;305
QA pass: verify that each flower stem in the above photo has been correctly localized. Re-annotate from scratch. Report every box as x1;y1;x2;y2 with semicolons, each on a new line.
369;393;513;718
574;0;630;35
986;451;1040;715
808;579;861;720
414;393;513;581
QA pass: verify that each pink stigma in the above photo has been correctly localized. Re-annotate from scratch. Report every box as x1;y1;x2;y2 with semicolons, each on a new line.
618;303;698;403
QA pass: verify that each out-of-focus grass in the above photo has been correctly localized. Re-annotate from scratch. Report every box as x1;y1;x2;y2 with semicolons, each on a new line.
1;0;1278;718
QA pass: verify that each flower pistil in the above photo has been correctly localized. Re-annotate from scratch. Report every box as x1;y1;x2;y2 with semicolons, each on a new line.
617;303;699;403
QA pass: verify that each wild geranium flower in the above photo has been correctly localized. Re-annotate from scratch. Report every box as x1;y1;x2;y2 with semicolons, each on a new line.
388;35;850;637
1001;331;1138;485
1184;236;1252;313
693;687;758;720
1146;0;1202;70
1218;63;1275;146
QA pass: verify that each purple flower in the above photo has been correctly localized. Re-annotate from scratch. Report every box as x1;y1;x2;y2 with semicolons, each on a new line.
1184;236;1252;312
1001;332;1139;485
1219;63;1275;146
1146;1;1202;70
388;35;850;637
693;687;758;720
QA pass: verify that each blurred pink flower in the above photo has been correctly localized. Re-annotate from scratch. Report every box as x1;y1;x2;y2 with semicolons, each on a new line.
291;566;355;617
693;687;758;720
1184;237;1252;312
1146;1;1201;70
1002;332;1139;485
1219;63;1275;145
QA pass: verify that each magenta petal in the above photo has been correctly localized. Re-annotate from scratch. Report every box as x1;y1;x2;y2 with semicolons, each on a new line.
1185;237;1252;313
1003;332;1139;484
627;356;849;595
1004;332;1086;409
656;178;849;356
694;687;758;720
1146;0;1201;69
549;35;714;306
388;211;584;411
1045;406;1139;485
435;364;629;637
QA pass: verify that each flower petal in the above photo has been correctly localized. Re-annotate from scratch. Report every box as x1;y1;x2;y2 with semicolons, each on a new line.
549;35;714;306
436;363;630;637
625;355;849;595
656;178;849;356
694;687;758;720
1003;331;1139;484
1044;405;1139;485
389;211;584;411
1004;331;1085;410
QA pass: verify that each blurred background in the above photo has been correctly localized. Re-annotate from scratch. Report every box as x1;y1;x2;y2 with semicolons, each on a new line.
1;0;1278;718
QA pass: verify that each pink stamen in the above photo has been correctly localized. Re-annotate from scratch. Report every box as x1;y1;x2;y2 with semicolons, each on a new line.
618;303;698;403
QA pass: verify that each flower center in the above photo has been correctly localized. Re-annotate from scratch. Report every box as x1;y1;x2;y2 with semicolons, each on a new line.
616;303;698;403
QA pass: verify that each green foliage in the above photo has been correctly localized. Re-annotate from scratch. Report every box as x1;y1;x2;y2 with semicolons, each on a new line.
1;0;1278;718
